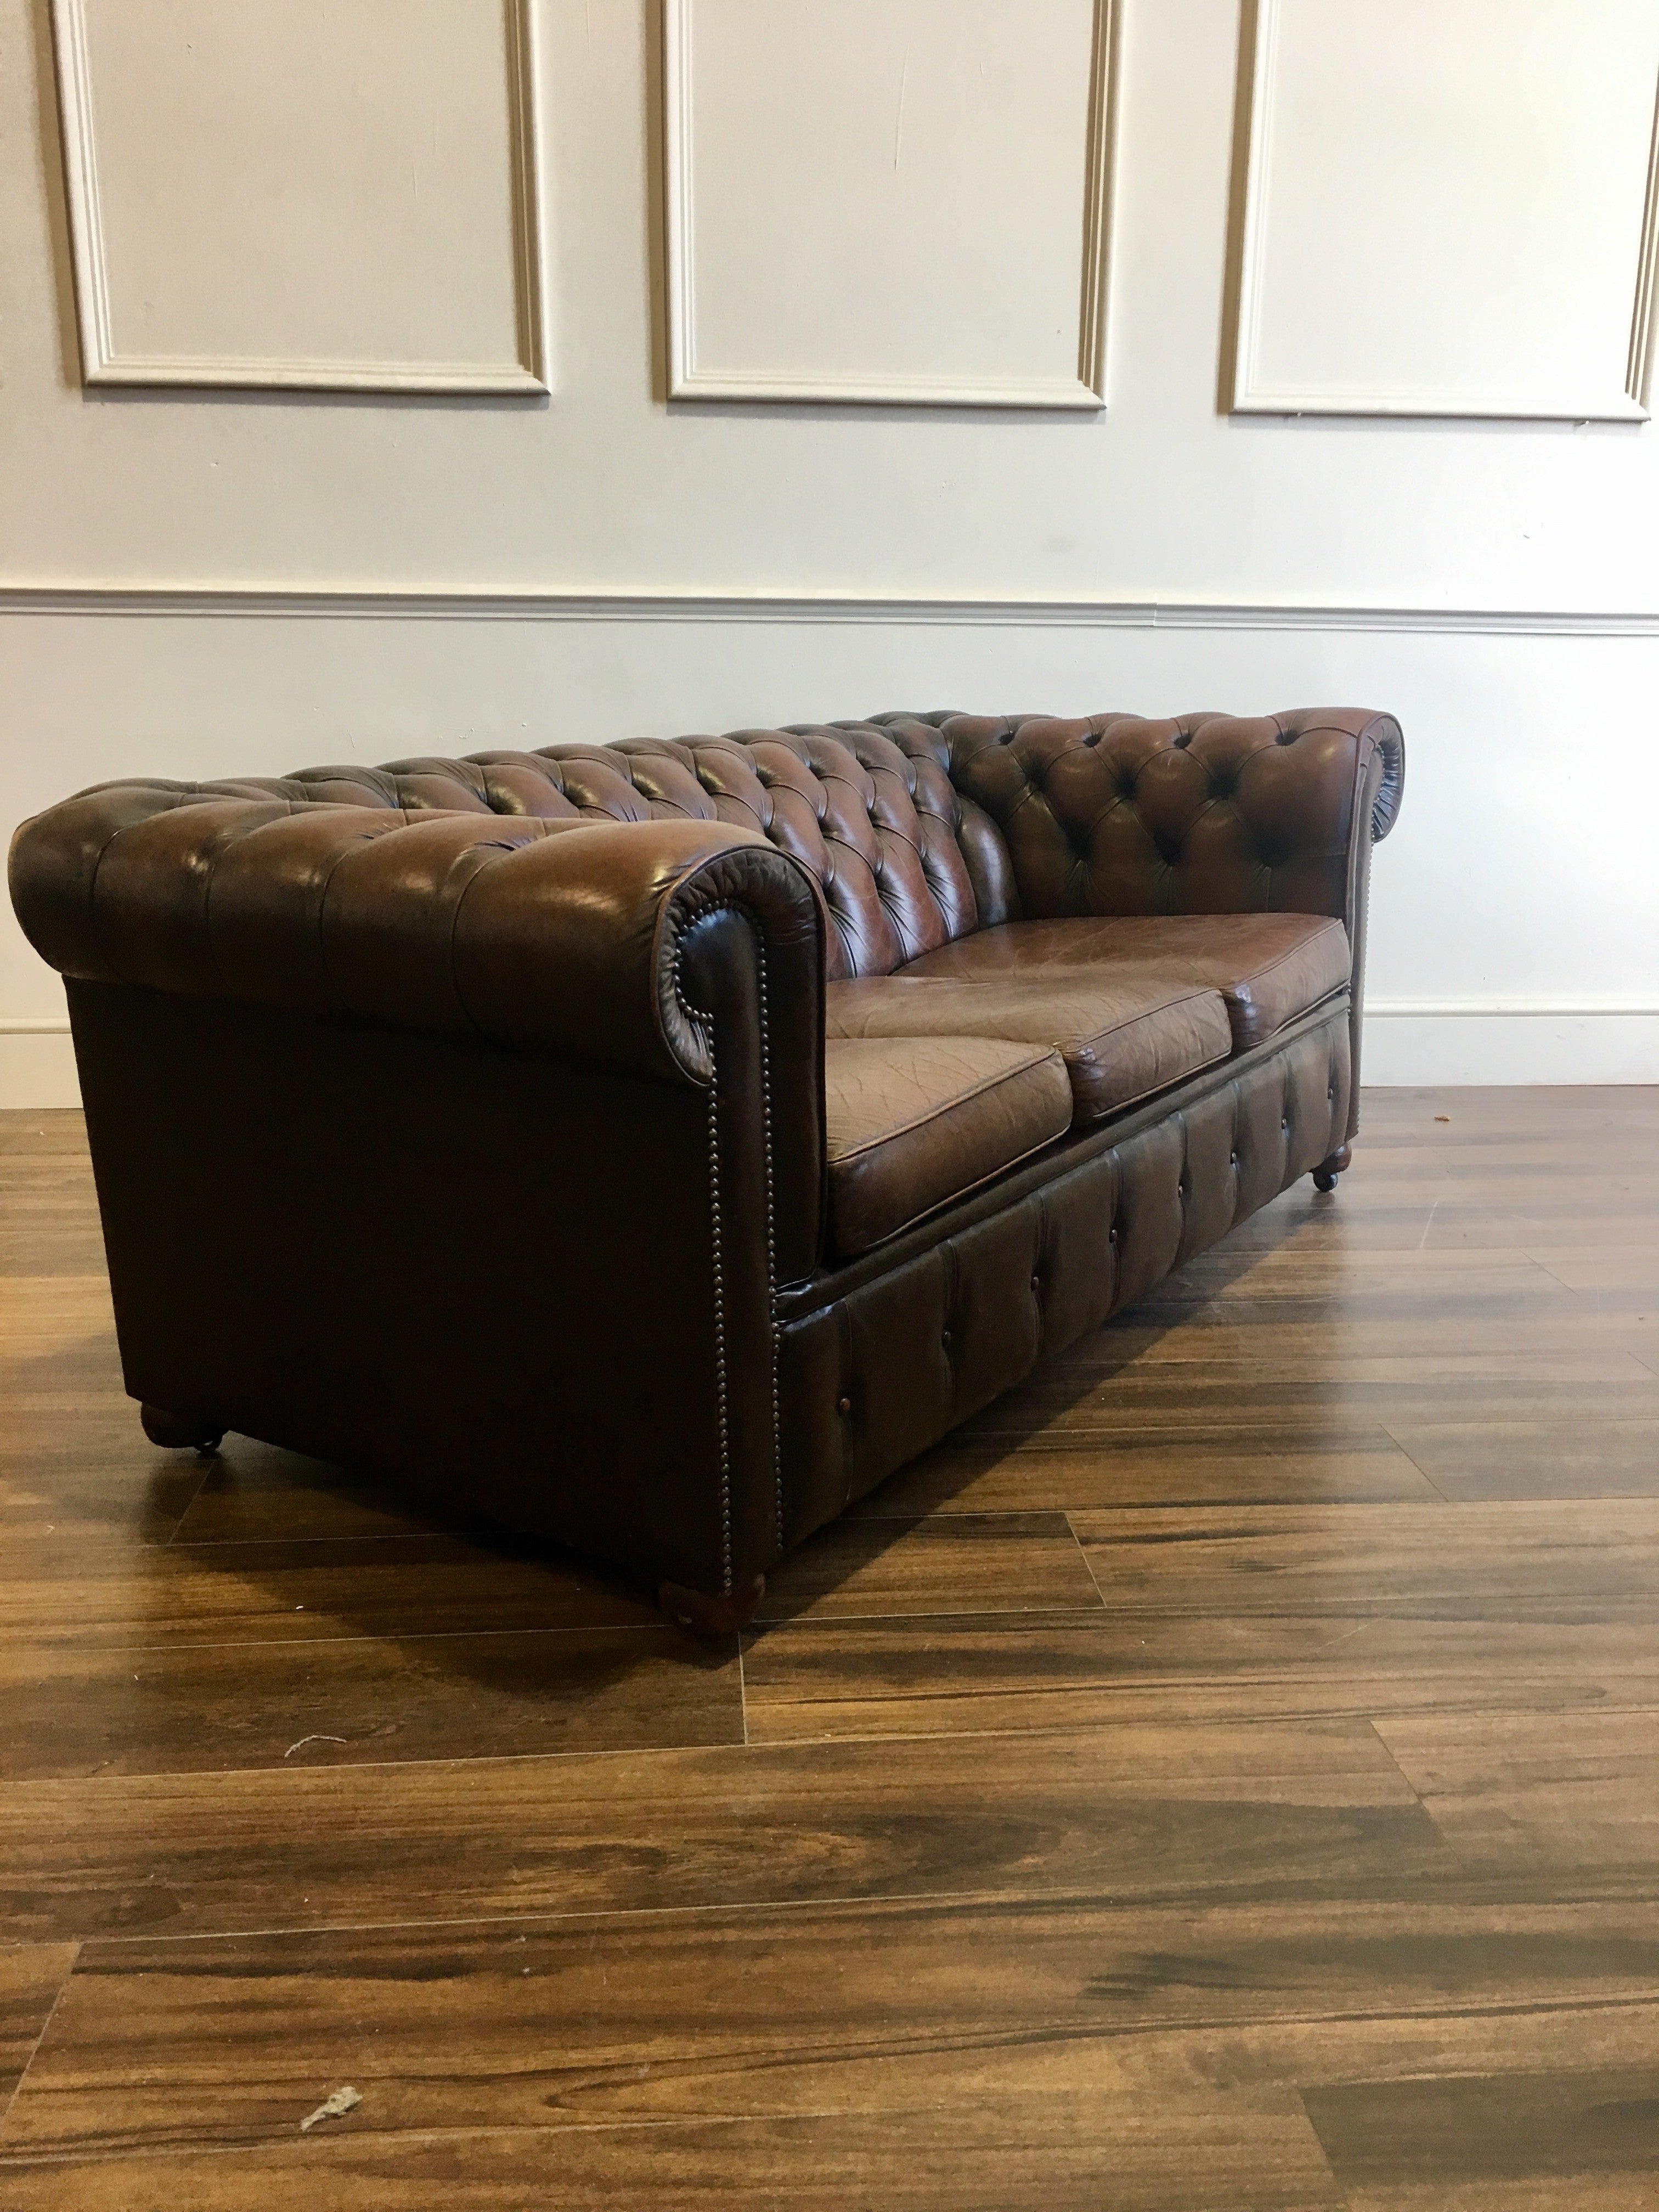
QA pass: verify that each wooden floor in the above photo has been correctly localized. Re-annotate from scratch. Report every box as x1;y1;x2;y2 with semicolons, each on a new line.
1;1090;1657;2208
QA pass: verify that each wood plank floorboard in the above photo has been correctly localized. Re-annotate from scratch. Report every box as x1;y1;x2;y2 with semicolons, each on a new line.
1069;1500;1659;1621
0;1624;743;1780
1384;1419;1659;1500
8;1899;1659;2154
2;1088;1657;2206
0;1945;78;2118
756;1509;1105;1621
850;1429;1443;1514
0;2104;1350;2211
0;1716;1445;1944
740;1612;1659;1740
1302;2067;1659;2202
0;1529;663;1649
950;1353;1659;1442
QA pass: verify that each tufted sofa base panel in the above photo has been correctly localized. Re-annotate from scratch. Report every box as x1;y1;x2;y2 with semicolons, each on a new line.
775;1008;1349;1549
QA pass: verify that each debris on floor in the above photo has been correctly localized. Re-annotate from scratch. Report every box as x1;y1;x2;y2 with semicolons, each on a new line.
300;2085;363;2134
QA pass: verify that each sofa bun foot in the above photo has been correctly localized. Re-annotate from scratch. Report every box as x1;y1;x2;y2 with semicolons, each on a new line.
1311;1145;1353;1194
658;1573;766;1639
140;1404;224;1456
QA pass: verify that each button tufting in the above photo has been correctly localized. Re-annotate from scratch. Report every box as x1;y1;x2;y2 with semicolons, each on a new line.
1030;1274;1041;1293
837;1396;852;1415
940;1329;953;1350
1229;1150;1239;1168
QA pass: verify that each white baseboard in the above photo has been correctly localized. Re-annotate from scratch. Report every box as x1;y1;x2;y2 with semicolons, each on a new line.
0;1025;80;1109
1365;1008;1659;1086
2;1007;1654;1109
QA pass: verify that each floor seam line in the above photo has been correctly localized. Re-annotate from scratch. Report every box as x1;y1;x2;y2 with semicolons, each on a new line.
0;1943;79;2140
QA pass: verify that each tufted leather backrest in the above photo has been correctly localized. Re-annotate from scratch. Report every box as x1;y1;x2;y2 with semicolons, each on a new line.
137;706;1398;975
870;708;1404;927
236;724;984;981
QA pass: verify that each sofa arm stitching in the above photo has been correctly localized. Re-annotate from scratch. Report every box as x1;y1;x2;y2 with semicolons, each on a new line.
754;926;782;1555
670;924;731;1596
672;895;791;1593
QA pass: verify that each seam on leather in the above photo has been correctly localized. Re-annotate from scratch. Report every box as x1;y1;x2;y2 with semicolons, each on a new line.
303;815;409;1011
1074;1034;1235;1123
444;838;516;1046
1226;935;1344;992
83;788;193;983
199;805;297;998
828;1047;1068;1162
1052;986;1228;1066
848;1119;1072;1254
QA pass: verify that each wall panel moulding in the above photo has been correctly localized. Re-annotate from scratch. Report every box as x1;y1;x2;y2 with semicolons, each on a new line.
1227;0;1659;421
6;584;1659;638
663;0;1118;408
50;0;549;394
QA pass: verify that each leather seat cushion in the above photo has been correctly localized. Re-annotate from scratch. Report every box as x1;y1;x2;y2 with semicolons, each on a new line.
826;974;1232;1125
823;1036;1073;1259
895;913;1350;1051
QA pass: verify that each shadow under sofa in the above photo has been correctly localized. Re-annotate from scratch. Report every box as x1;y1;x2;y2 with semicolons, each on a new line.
8;706;1404;1632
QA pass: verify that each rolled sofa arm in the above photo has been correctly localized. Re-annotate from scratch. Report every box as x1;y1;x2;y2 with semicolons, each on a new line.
11;778;830;1606
1357;710;1406;844
8;781;822;1089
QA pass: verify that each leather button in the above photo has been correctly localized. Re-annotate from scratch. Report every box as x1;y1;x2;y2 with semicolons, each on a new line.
1280;1117;1289;1132
940;1330;952;1349
1229;1150;1239;1168
837;1396;852;1415
1030;1274;1041;1293
1108;1226;1120;1246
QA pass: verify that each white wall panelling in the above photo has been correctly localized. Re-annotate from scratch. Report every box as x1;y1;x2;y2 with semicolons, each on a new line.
5;0;1659;1099
1229;0;1659;420
50;0;549;393
7;586;1659;638
663;0;1117;406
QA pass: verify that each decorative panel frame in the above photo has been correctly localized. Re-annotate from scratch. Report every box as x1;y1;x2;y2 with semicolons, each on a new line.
662;0;1118;409
50;0;550;394
1228;0;1659;422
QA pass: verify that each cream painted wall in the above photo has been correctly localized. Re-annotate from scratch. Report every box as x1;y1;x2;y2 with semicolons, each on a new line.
2;0;1657;1104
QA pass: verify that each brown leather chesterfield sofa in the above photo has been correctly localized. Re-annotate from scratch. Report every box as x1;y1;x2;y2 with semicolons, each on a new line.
10;708;1403;1631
